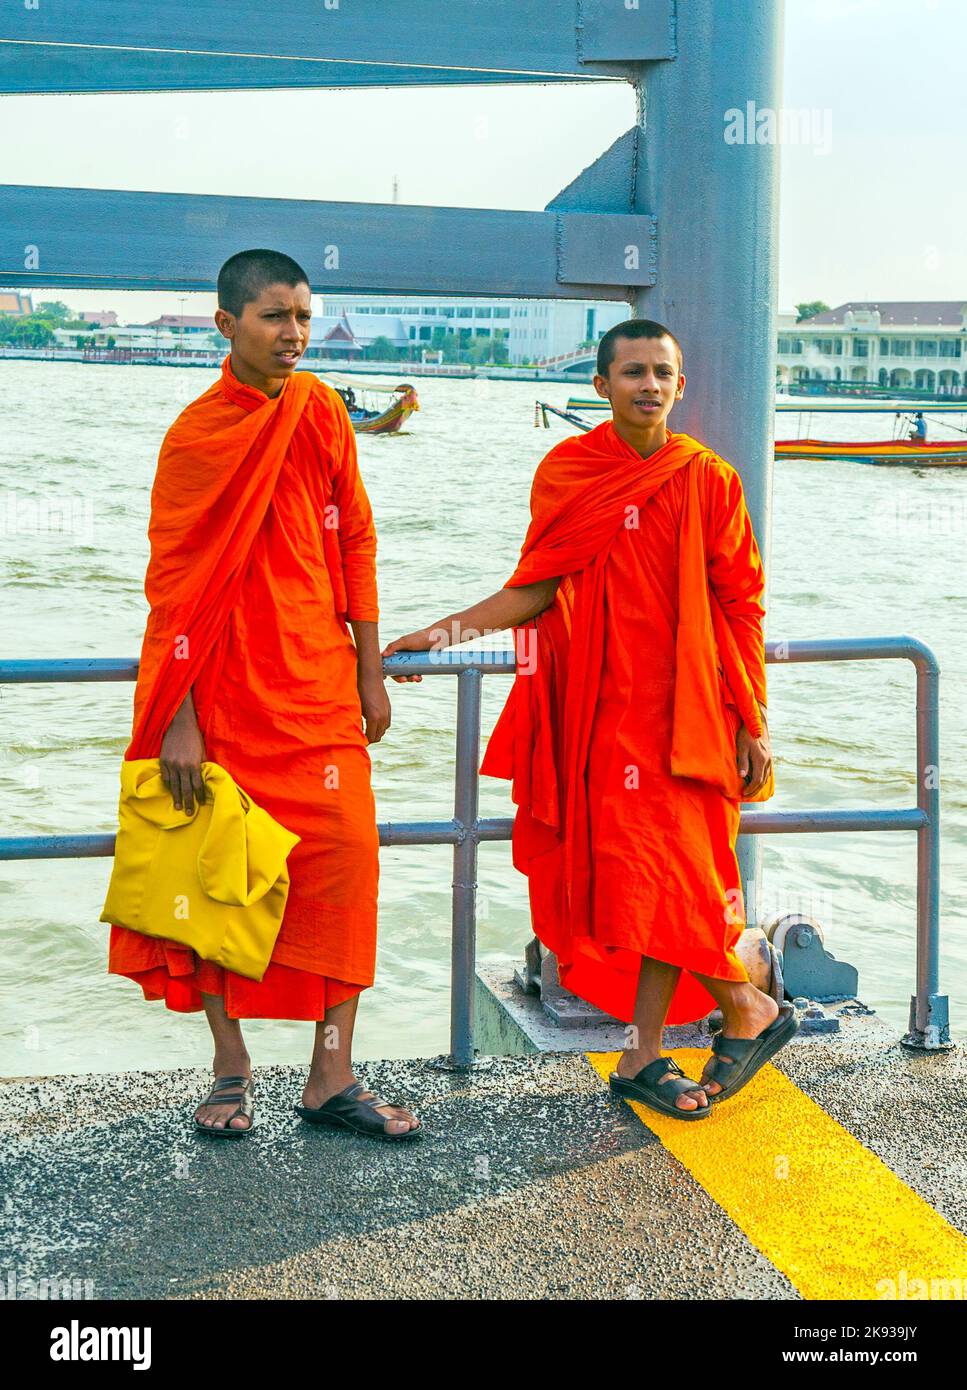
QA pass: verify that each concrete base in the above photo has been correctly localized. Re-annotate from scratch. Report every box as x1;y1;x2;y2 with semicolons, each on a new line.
474;960;879;1057
475;962;718;1056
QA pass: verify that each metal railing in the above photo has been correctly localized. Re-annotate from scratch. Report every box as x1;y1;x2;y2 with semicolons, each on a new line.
0;636;948;1065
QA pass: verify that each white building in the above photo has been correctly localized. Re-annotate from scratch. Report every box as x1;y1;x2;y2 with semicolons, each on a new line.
319;295;628;363
776;301;966;394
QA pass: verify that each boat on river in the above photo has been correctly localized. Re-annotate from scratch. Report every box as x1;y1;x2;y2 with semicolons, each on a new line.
324;374;420;434
774;401;967;464
536;398;967;464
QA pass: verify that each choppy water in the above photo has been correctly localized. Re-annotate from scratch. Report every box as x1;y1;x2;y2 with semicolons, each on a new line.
1;360;964;1075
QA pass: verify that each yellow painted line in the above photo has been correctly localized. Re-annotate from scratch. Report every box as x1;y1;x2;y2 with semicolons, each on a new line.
587;1048;967;1301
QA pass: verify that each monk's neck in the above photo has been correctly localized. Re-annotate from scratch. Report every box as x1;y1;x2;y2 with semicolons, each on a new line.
610;417;669;459
229;351;286;399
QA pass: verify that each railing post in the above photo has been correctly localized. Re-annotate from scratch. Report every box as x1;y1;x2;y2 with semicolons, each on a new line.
904;651;950;1049
450;665;482;1068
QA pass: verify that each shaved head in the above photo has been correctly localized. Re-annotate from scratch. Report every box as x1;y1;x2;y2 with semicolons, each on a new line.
217;248;310;318
597;317;683;377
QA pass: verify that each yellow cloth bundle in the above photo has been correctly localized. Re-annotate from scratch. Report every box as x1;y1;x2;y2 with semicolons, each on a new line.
99;759;301;981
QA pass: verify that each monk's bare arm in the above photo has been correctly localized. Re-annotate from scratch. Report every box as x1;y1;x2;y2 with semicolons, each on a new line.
159;686;207;814
350;618;391;743
380;578;560;684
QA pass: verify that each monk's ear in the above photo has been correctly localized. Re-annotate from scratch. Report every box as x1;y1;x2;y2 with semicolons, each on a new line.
214;307;235;341
592;371;610;400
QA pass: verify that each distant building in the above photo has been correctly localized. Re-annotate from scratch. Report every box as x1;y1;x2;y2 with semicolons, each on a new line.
51;320;223;352
308;313;407;359
319;295;627;363
777;301;966;394
79;309;119;327
144;314;220;336
0;290;34;316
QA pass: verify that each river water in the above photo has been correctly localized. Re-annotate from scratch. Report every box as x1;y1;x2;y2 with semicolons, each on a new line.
1;359;964;1075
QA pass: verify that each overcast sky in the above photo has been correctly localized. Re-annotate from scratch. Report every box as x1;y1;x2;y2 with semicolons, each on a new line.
1;0;963;322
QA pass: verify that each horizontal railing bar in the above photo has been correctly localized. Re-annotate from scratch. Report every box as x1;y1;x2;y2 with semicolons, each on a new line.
0;636;939;686
738;807;927;833
0;658;141;682
0;822;465;860
0;807;929;861
380;820;462;846
0;833;115;860
765;635;938;673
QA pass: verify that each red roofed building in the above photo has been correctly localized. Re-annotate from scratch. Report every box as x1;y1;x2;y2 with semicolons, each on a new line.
0;290;34;316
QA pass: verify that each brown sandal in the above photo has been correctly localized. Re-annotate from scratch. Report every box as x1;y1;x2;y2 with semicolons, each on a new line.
193;1074;255;1138
294;1081;422;1141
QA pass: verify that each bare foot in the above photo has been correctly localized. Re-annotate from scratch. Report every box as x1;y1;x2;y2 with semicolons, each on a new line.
614;1051;709;1110
700;989;780;1097
194;1058;253;1132
301;1075;420;1136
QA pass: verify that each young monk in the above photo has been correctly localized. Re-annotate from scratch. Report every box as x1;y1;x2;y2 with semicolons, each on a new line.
107;249;420;1140
384;318;798;1121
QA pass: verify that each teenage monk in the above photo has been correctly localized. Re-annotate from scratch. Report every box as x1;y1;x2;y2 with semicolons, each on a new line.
107;249;420;1140
384;318;798;1121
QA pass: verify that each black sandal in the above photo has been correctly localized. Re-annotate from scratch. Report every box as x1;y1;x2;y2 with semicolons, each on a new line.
701;1003;800;1103
294;1081;422;1142
193;1074;255;1138
609;1056;712;1121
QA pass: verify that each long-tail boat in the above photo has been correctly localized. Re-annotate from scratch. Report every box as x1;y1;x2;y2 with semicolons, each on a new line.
536;398;967;464
323;375;420;434
774;401;967;465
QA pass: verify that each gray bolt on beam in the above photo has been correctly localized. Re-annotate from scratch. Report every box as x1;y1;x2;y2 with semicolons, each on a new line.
0;0;675;94
631;0;784;927
0;185;655;300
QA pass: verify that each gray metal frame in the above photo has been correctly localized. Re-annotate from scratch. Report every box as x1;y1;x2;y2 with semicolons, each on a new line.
0;635;948;1067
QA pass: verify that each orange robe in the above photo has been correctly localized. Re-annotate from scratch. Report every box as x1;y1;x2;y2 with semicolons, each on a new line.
480;422;773;1026
107;356;380;1019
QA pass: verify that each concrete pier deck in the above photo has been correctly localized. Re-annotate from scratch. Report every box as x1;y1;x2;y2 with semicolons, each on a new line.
2;1014;966;1301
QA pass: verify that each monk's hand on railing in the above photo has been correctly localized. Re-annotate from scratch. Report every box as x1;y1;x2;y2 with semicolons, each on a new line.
735;720;772;797
380;628;441;684
160;714;207;815
358;671;392;744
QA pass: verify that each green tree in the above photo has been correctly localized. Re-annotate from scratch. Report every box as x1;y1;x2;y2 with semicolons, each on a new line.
35;300;72;324
796;300;829;322
365;335;400;361
429;326;460;363
0;313;56;347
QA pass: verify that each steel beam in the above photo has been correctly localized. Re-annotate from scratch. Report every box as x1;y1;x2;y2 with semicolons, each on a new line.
0;1;675;94
0;185;655;299
0;45;592;94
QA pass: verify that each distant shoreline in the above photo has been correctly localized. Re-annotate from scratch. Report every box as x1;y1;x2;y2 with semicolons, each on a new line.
0;347;594;385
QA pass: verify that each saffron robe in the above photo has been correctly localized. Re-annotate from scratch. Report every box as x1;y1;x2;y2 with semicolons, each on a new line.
107;356;380;1019
479;422;772;1026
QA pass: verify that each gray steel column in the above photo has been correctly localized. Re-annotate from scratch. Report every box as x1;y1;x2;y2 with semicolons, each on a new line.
450;667;483;1068
633;1;785;926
